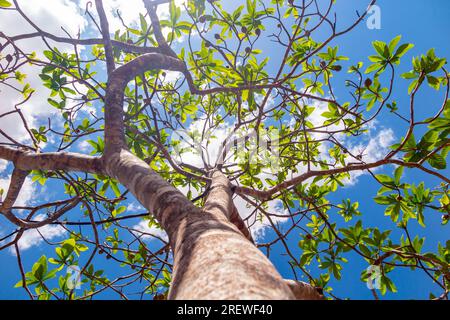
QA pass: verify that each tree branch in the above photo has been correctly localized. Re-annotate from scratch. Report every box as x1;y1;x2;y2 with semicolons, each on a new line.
95;0;115;75
235;158;450;200
103;53;187;153
0;145;103;173
1;32;163;54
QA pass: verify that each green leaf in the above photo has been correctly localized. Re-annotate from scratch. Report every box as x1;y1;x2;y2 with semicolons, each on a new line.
48;98;61;109
0;0;12;7
417;209;426;228
43;50;54;61
427;75;440;90
394;43;414;58
408;79;419;94
382;275;397;294
401;71;417;79
394;166;404;184
428;153;446;169
110;181;121;197
388;35;401;53
386;203;401;222
374;195;394;205
372;41;389;59
32;255;48;280
43;268;58;281
365;63;382;74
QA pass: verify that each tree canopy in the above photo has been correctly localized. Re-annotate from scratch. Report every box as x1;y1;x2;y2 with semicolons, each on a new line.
0;0;449;300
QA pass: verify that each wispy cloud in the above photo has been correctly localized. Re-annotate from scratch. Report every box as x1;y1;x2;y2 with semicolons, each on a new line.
127;202;144;213
0;0;88;145
132;220;168;242
14;214;67;252
0;176;36;208
0;160;8;173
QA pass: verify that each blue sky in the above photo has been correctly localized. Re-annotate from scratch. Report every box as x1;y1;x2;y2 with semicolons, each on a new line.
0;0;449;299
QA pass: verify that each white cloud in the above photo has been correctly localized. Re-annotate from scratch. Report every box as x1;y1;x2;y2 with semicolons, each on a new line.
169;117;291;241
14;214;67;251
132;220;168;242
170;117;225;168
77;140;92;153
0;0;189;147
77;0;146;34
344;128;396;185
305;100;347;143
234;195;288;241
0;176;36;208
0;160;8;173
351;128;395;163
157;0;187;19
1;1;86;38
0;174;63;253
0;0;88;145
288;98;397;186
127;201;144;213
163;70;183;83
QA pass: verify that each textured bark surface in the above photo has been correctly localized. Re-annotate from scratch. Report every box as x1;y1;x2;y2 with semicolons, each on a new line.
0;145;103;173
168;172;294;299
168;212;294;299
229;203;254;243
105;161;295;299
103;53;187;154
284;279;324;300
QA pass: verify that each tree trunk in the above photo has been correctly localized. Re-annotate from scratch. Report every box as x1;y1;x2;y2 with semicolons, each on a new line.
105;153;294;299
284;280;324;300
